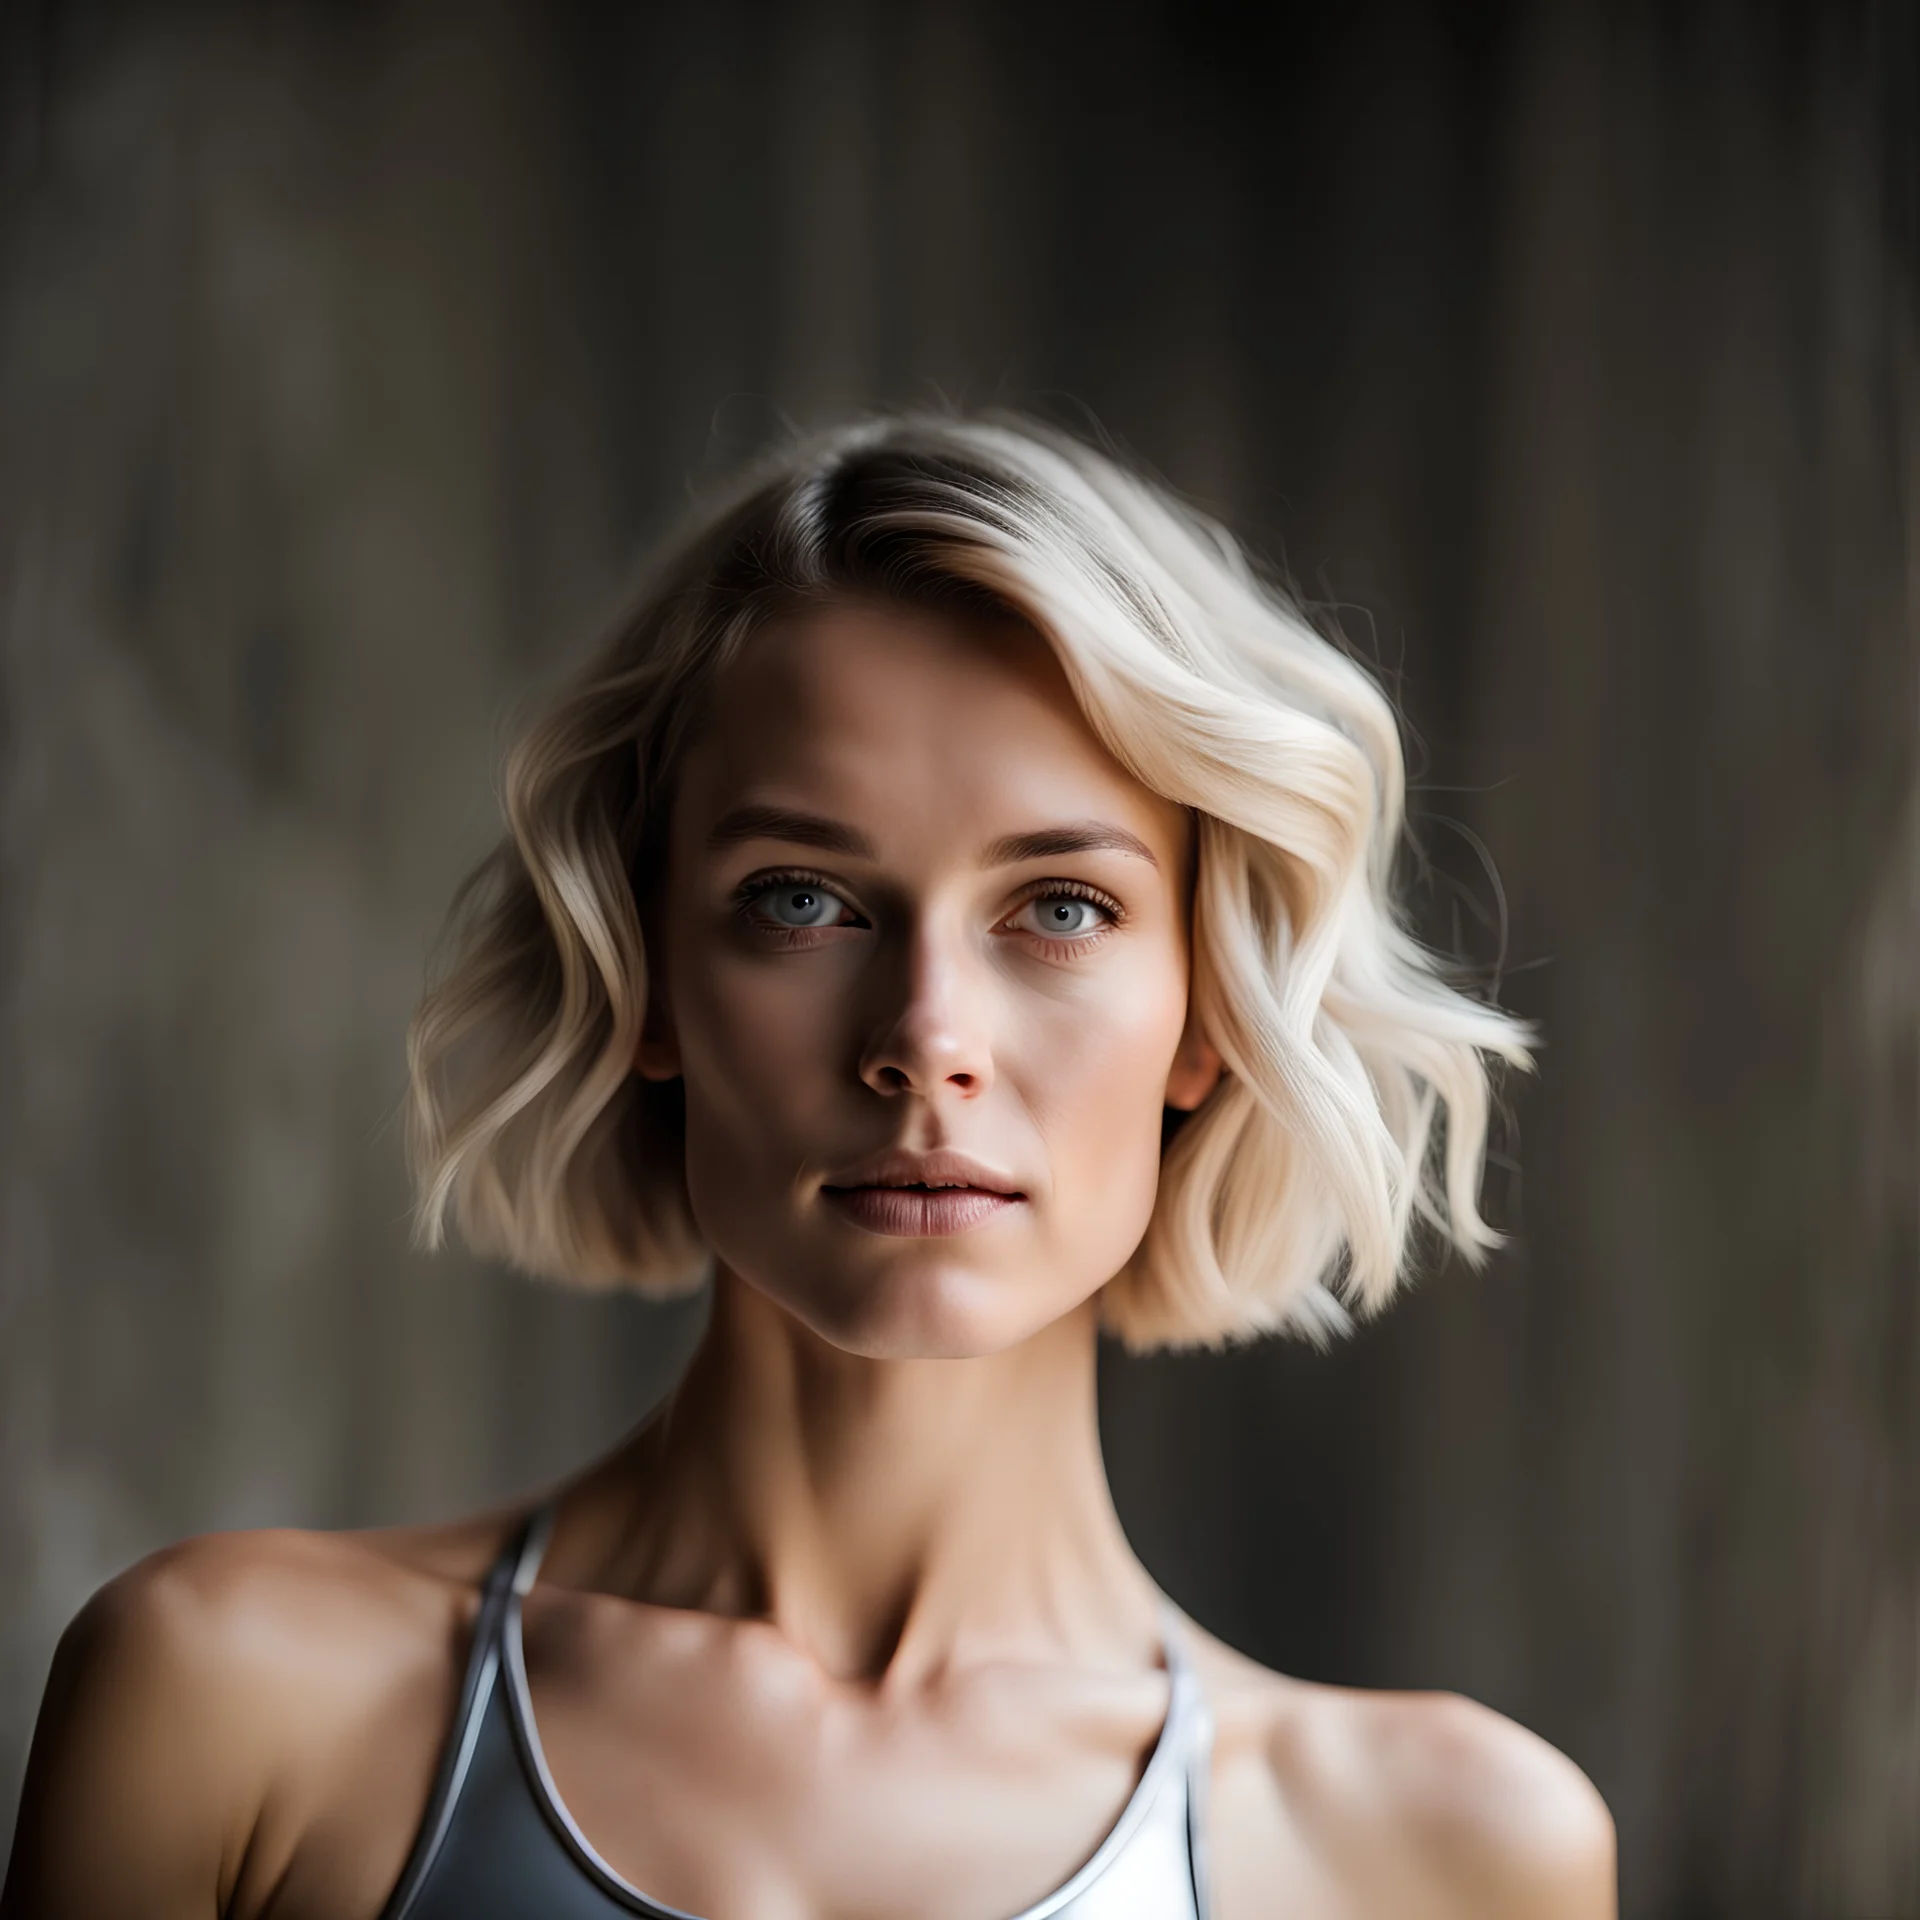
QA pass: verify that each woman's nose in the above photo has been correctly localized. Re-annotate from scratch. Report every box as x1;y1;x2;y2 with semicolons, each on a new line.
856;928;994;1101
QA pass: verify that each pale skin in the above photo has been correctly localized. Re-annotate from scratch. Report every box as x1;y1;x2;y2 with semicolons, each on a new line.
3;601;1616;1919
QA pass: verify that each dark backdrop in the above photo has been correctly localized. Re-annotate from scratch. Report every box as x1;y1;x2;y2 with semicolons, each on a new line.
2;4;1914;1914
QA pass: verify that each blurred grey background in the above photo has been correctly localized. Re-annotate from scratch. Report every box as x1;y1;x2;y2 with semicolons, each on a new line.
1;2;1914;1913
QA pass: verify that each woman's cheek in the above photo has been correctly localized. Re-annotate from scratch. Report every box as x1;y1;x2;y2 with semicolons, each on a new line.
694;950;835;1076
1024;986;1182;1193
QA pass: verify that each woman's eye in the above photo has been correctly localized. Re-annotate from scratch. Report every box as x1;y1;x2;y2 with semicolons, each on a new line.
749;882;855;930
1013;894;1110;940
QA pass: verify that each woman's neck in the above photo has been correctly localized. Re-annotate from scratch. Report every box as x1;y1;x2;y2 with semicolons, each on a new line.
565;1269;1162;1687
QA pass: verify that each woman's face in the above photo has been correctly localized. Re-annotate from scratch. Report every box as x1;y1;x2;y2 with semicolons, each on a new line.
640;598;1221;1358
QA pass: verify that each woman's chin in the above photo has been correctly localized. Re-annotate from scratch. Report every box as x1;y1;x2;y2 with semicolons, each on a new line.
756;1258;1087;1361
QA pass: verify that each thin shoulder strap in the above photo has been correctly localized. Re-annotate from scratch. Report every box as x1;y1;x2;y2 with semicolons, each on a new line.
509;1499;559;1596
378;1506;555;1920
1160;1608;1214;1920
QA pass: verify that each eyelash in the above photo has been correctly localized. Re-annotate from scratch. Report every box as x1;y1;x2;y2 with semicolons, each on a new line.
731;869;1124;954
1007;879;1123;953
731;868;871;947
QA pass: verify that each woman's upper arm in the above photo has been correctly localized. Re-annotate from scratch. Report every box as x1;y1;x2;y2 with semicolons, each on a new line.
2;1543;273;1920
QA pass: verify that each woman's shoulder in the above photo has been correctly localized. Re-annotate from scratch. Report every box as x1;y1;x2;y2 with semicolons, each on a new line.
65;1507;517;1693
1186;1628;1616;1919
55;1507;537;1768
4;1511;526;1919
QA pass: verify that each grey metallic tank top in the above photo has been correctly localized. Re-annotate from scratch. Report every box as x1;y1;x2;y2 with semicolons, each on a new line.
379;1504;1213;1919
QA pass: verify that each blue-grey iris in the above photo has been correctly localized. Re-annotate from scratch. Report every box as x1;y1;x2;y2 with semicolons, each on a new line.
764;885;842;927
1036;897;1101;936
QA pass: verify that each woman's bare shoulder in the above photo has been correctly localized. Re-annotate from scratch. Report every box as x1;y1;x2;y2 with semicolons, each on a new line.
1185;1628;1616;1920
2;1510;526;1920
66;1507;518;1689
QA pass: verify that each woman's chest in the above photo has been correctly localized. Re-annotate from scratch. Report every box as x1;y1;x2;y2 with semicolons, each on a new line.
512;1609;1193;1919
264;1604;1209;1920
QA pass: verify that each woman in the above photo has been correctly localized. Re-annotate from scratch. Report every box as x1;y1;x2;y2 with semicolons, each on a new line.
5;415;1615;1918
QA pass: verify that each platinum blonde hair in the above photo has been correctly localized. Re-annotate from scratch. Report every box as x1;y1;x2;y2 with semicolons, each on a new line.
407;413;1531;1348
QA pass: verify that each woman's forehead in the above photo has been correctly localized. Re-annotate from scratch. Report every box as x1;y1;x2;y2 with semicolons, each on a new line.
717;596;1069;723
672;600;1187;860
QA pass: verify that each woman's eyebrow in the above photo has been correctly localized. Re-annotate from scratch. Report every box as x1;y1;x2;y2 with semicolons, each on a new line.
704;804;877;858
983;823;1161;870
704;806;1160;872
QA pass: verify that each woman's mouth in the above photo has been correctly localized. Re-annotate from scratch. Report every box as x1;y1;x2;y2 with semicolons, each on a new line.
820;1180;1024;1238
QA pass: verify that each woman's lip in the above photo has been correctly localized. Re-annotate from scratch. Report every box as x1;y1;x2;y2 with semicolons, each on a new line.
821;1185;1024;1238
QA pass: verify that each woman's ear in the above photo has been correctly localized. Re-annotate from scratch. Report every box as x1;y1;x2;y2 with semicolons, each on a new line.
633;952;682;1082
1164;1002;1225;1111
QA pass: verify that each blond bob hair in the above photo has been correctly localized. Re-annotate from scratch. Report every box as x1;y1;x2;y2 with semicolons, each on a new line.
406;412;1531;1349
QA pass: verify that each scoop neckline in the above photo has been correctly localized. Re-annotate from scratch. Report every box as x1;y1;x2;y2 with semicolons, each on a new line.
499;1520;1196;1920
